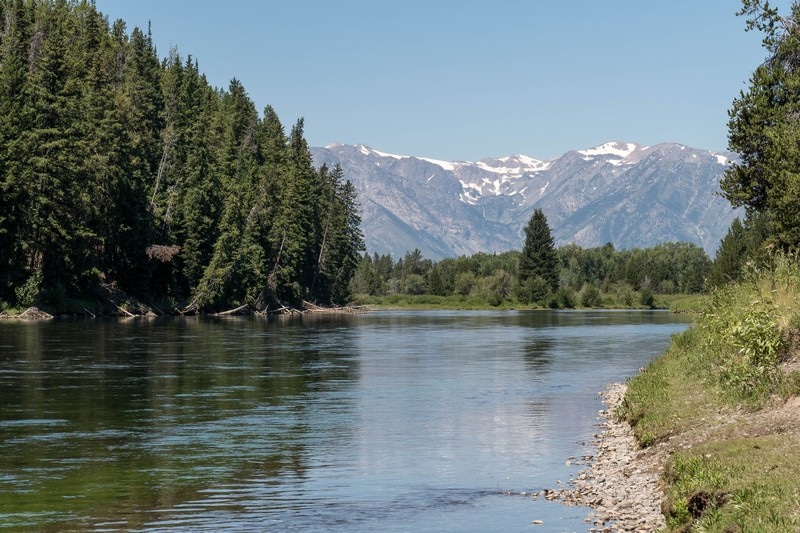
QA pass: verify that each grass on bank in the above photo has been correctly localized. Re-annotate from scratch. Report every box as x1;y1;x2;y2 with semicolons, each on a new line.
619;253;800;532
351;290;705;311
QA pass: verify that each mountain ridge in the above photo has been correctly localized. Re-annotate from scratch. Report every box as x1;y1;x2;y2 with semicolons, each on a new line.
310;141;741;260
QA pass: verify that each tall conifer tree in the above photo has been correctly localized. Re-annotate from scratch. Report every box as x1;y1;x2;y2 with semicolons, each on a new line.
518;209;559;301
722;1;800;248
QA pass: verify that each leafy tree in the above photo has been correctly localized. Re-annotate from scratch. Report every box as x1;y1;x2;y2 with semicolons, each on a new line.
579;283;602;308
518;209;559;301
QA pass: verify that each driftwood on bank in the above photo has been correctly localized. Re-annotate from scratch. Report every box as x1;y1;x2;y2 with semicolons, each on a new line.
212;303;252;316
210;301;365;316
0;307;54;320
1;291;365;319
302;300;366;314
94;282;156;317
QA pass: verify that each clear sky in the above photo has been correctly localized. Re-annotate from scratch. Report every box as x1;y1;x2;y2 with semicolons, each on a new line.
93;0;785;162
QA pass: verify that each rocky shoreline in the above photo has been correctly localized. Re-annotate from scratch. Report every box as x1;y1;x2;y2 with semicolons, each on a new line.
534;383;667;532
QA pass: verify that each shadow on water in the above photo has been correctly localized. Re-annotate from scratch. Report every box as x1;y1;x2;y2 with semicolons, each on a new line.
0;315;363;530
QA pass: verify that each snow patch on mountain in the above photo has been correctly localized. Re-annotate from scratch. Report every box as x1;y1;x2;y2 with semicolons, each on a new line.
419;157;457;171
350;143;461;171
477;155;552;175
578;141;641;159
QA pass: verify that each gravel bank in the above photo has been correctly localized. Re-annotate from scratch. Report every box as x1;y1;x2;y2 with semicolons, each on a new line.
535;383;667;532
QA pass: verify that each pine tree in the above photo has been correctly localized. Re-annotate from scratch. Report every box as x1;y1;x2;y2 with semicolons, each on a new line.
17;0;96;296
518;209;559;302
311;164;365;303
0;0;33;300
721;1;800;248
710;218;748;286
266;119;317;303
167;57;221;297
190;78;261;309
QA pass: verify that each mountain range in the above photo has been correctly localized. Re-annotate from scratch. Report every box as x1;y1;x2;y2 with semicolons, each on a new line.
310;141;742;260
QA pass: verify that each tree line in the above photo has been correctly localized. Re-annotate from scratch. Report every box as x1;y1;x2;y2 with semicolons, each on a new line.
0;0;364;313
352;210;716;308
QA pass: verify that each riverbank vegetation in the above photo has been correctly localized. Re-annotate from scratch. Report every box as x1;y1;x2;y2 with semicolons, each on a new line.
616;1;800;529
620;253;800;531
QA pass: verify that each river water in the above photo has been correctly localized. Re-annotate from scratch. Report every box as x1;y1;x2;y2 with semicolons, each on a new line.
0;310;689;532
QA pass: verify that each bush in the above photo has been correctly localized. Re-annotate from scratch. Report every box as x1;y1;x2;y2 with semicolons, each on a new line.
613;283;636;307
579;283;602;307
554;286;576;309
15;271;43;307
698;254;799;401
453;271;476;296
517;276;550;305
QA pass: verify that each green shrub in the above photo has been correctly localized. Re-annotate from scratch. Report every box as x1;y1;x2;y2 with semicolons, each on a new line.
517;276;550;305
555;286;576;308
639;287;655;308
579;283;602;307
15;271;43;307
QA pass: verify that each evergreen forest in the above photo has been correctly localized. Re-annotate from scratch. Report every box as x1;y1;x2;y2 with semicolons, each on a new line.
0;0;365;313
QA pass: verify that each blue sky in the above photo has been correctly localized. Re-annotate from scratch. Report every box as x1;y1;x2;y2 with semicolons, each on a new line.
94;1;783;162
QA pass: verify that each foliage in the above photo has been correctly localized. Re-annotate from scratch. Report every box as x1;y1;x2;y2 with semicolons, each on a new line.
578;283;602;308
559;241;711;294
0;0;364;311
698;253;800;401
721;1;800;249
710;212;770;287
14;270;43;308
619;254;800;530
352;240;711;309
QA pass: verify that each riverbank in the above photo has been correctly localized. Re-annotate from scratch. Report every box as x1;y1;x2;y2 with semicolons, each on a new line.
541;383;666;532
553;373;800;532
550;256;800;532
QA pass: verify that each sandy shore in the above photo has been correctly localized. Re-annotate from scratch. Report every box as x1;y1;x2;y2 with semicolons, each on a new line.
535;383;667;532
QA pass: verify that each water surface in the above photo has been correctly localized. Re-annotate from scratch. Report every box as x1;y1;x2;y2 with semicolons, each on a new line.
0;310;690;531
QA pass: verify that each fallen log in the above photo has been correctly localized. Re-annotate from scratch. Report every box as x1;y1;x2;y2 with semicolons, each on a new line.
214;303;252;316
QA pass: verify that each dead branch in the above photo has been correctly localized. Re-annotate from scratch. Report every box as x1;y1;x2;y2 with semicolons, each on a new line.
213;304;252;316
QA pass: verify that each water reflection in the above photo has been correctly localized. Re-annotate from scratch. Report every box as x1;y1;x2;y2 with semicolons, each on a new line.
0;310;689;531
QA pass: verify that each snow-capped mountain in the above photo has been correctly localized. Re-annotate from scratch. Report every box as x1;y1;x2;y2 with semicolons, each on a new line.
310;141;741;260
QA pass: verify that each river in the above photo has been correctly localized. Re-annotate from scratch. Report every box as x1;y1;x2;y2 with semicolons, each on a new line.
0;310;690;532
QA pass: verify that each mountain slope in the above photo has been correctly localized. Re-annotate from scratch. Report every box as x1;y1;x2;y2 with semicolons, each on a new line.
310;141;741;260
